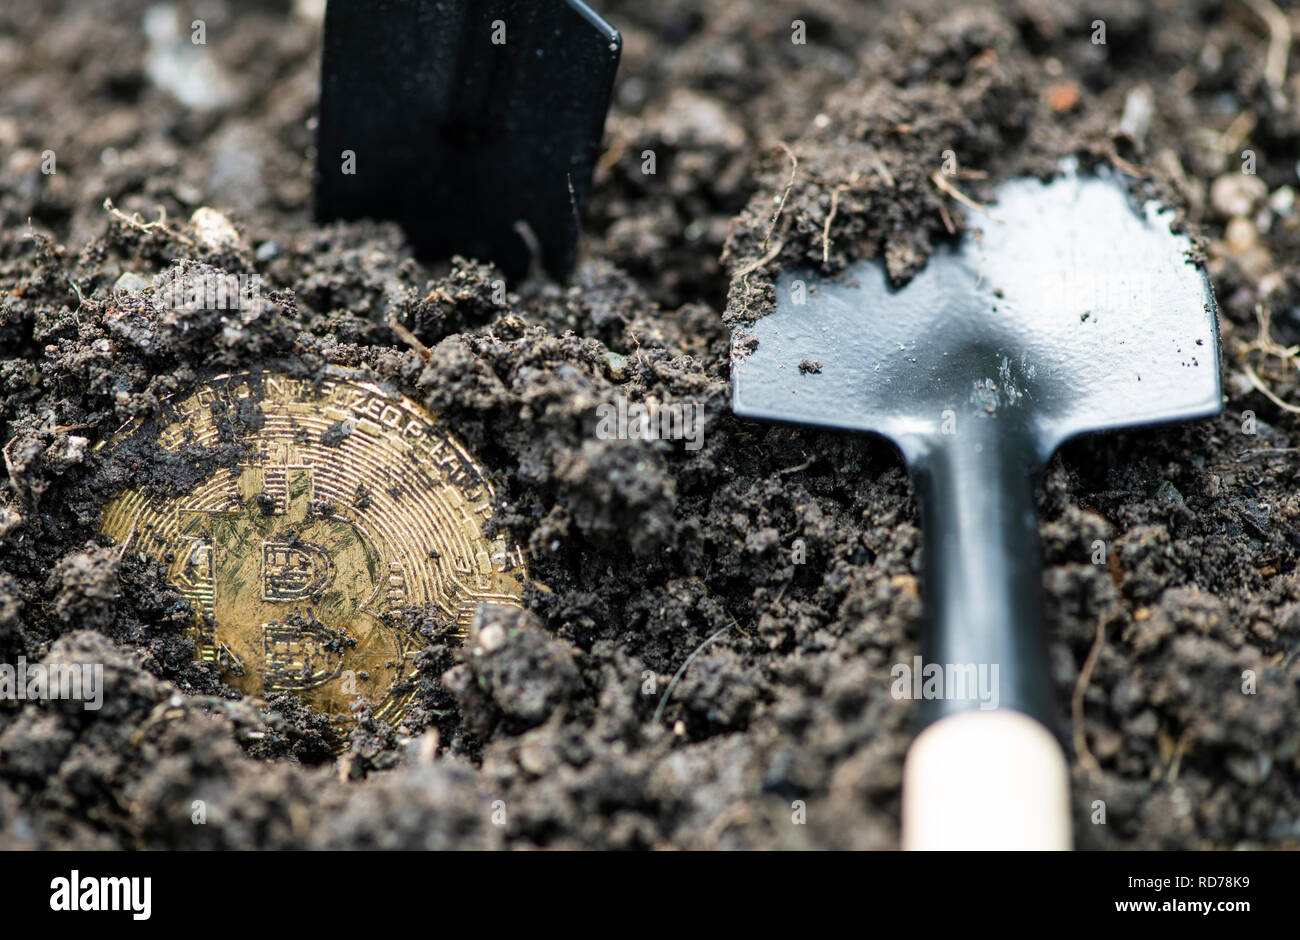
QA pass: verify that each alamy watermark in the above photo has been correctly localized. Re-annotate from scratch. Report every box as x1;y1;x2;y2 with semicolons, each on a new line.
891;656;999;710
0;657;104;710
595;395;704;451
50;870;150;920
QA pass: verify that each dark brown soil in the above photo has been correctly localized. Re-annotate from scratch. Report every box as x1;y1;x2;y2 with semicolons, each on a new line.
1;0;1299;850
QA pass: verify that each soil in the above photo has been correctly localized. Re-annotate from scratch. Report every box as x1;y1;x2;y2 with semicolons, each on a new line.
1;0;1299;850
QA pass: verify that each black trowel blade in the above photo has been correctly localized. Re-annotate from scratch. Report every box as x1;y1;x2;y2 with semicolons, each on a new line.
732;169;1222;459
315;0;621;283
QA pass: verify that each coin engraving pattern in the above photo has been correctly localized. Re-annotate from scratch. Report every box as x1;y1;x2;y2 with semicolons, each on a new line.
100;372;526;725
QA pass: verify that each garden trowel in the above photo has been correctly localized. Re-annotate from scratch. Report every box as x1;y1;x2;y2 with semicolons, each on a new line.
730;165;1222;849
315;0;621;283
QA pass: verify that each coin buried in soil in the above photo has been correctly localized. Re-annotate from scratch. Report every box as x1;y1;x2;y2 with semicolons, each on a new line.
100;371;526;727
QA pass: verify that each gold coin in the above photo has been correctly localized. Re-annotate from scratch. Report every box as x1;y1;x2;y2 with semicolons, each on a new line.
99;370;526;729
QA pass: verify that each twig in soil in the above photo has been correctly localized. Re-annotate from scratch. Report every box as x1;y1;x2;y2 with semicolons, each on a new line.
762;142;799;252
653;624;732;725
1106;149;1148;178
595;130;628;174
387;319;432;362
822;185;849;264
935;197;956;235
66;276;85;318
719;217;738;264
1218;109;1257;157
778;453;814;474
416;728;439;764
103;198;197;247
512;219;546;283
700;802;755;845
869;151;895;188
929;171;1003;226
1;436;20;491
1235;446;1300;460
1241;303;1300;414
731;238;785;284
1242;0;1291;93
1167;729;1193;783
113;524;138;559
1243;364;1300;413
1071;613;1111;779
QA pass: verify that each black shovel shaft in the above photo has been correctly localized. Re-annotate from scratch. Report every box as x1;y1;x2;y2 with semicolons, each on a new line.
903;421;1055;732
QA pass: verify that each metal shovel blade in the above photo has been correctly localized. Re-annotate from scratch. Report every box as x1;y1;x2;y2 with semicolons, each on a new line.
315;0;621;283
732;168;1221;464
731;166;1221;741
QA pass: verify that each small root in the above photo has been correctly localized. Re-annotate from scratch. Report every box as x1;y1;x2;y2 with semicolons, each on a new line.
387;319;432;362
763;142;798;252
732;238;785;284
822;185;849;264
1243;0;1291;93
1072;613;1110;779
869;151;895;187
930;170;1003;224
1107;149;1148;178
653;624;732;725
936;197;956;235
103;198;197;247
1241;303;1300;414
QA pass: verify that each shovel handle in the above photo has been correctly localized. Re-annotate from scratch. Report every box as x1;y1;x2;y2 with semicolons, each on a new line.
898;422;1070;848
902;709;1070;849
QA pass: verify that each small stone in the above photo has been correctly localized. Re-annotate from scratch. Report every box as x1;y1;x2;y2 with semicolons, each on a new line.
1119;85;1154;144
0;116;18;150
1222;217;1274;280
477;623;506;653
1209;173;1267;220
208;124;267;214
113;271;151;293
1155;480;1185;509
191;207;242;251
57;435;88;465
1225;751;1272;786
519;741;551;775
1268;186;1294;217
1047;80;1080;113
173;182;202;205
0;504;22;538
1091;726;1124;760
603;351;628;381
1224;217;1258;254
293;0;327;24
1129;710;1159;738
256;241;279;262
143;5;237;111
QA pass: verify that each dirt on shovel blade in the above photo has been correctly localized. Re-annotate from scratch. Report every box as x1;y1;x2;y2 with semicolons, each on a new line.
0;0;1298;850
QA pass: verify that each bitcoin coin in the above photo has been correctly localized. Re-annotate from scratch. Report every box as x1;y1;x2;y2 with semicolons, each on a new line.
99;370;526;728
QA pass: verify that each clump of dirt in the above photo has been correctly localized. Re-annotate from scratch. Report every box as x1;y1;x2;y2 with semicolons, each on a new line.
1;0;1299;851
